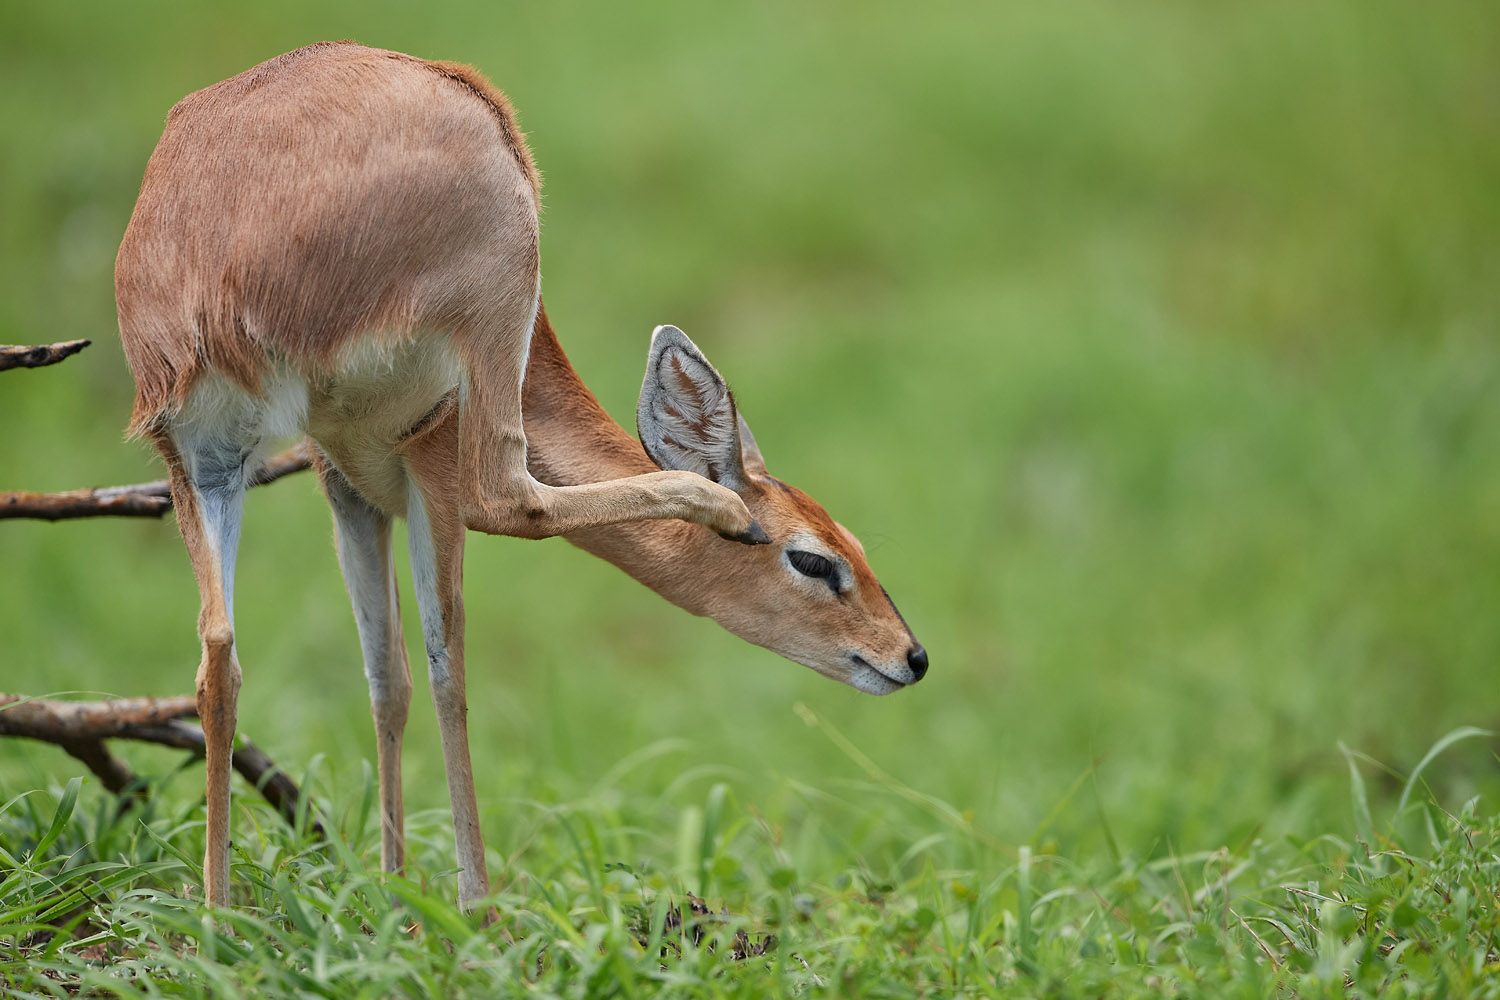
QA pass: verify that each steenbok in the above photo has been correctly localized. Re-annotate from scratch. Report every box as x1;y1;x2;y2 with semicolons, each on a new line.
116;41;926;910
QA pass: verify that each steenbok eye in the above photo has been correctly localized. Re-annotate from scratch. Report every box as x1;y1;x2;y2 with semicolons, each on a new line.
787;550;835;581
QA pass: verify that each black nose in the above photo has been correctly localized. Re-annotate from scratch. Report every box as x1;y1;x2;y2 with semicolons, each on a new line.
906;644;929;682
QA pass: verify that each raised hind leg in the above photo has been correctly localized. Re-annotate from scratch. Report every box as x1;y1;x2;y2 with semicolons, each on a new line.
154;422;252;907
316;452;412;876
450;304;766;543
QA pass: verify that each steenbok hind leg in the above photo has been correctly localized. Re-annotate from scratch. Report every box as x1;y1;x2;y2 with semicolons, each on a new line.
452;318;762;541
317;453;412;876
155;427;251;907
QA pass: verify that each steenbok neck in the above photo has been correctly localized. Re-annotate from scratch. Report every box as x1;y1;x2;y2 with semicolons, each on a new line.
522;307;713;606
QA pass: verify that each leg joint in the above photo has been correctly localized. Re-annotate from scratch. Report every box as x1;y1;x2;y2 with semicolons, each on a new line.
201;622;235;656
369;673;414;719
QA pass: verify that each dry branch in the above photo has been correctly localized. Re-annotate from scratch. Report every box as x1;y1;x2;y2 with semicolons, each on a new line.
0;441;313;521
0;693;319;832
0;339;91;371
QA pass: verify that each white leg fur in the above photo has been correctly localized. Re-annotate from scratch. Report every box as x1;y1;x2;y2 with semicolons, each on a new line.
405;478;491;910
322;459;411;876
167;402;258;907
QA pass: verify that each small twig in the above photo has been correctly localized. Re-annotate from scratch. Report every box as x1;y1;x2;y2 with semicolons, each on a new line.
0;441;312;521
0;693;319;833
0;339;91;372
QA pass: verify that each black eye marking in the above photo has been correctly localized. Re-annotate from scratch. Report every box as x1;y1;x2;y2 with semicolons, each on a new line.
788;549;837;586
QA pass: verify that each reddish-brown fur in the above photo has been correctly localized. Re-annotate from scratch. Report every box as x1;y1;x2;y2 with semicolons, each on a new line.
116;42;922;912
118;42;539;435
524;309;916;669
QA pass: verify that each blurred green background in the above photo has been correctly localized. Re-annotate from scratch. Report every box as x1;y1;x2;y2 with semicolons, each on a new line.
2;0;1497;863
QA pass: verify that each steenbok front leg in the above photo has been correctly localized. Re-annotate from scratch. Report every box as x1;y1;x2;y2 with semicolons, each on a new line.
156;429;250;908
319;456;412;876
403;436;490;910
452;326;765;543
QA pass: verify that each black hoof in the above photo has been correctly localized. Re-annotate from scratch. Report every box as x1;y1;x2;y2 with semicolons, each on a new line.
718;518;771;545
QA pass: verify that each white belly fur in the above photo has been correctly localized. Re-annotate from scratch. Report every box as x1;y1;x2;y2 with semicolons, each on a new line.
308;334;464;512
177;333;463;515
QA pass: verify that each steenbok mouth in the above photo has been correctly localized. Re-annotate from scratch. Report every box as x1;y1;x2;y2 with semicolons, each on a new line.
848;654;908;695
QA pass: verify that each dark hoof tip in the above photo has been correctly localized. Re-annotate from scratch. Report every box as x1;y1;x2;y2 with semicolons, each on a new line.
719;518;771;545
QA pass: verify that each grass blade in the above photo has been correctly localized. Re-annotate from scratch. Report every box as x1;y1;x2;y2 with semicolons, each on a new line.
31;777;80;859
1396;727;1493;815
1337;742;1373;848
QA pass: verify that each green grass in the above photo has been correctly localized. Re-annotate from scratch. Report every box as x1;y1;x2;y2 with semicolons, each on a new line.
3;0;1499;994
3;725;1498;997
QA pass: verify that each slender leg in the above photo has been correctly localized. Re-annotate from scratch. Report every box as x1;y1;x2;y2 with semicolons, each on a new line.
402;432;490;910
317;453;412;876
450;311;763;542
155;428;250;907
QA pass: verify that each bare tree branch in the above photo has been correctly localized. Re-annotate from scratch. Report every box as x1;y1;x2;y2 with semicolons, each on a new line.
0;339;91;371
0;693;198;732
0;488;172;520
0;442;313;521
60;738;142;798
0;694;319;832
249;444;315;486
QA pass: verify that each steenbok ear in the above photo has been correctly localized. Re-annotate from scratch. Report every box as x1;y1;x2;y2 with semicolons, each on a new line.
638;325;755;491
737;412;767;477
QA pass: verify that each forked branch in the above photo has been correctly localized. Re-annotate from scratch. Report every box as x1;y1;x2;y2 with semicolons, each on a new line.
0;693;318;832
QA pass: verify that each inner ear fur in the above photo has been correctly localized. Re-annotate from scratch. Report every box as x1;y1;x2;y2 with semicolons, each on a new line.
637;325;759;491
